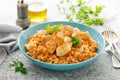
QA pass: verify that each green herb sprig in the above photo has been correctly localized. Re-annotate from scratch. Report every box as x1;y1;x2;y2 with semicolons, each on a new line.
45;24;63;34
10;59;27;74
71;36;80;47
57;0;104;26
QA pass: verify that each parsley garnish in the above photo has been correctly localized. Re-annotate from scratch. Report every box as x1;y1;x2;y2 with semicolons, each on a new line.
10;59;27;74
57;0;104;26
45;24;51;31
71;36;80;47
45;24;63;34
52;25;60;32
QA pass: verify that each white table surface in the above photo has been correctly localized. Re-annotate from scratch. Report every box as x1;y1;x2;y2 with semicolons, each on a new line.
0;0;120;80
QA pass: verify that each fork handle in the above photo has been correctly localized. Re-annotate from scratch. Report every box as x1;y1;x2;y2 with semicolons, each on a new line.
109;50;120;62
106;47;120;62
112;44;120;62
113;43;120;54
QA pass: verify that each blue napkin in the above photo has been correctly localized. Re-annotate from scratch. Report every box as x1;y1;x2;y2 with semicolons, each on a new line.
0;24;22;64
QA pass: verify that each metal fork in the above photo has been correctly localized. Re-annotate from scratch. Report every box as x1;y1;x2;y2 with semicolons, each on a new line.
112;41;120;68
102;26;115;50
102;26;120;68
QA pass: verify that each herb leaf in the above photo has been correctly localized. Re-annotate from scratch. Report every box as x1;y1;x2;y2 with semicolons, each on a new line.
10;59;27;74
15;66;21;72
45;24;63;34
45;24;51;30
52;24;63;32
20;68;27;74
71;36;80;47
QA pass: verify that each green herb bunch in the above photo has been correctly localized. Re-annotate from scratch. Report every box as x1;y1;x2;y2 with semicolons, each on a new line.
57;0;104;26
45;24;63;34
71;36;80;47
10;59;27;74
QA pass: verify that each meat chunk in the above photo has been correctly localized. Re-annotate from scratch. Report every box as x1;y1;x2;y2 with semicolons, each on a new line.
46;40;57;54
56;42;72;56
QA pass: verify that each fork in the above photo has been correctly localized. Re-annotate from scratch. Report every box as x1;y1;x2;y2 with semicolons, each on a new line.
102;26;120;68
102;26;115;50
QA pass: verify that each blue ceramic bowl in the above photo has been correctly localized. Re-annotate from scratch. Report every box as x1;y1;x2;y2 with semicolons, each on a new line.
18;21;105;70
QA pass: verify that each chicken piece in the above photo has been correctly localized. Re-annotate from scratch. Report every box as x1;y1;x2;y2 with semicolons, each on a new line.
46;40;57;54
41;35;53;45
63;26;74;37
53;32;64;46
74;28;80;33
75;44;84;53
72;31;90;40
64;36;71;43
56;42;72;56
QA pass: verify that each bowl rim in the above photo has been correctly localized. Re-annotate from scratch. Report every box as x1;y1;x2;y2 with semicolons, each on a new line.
18;21;105;66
